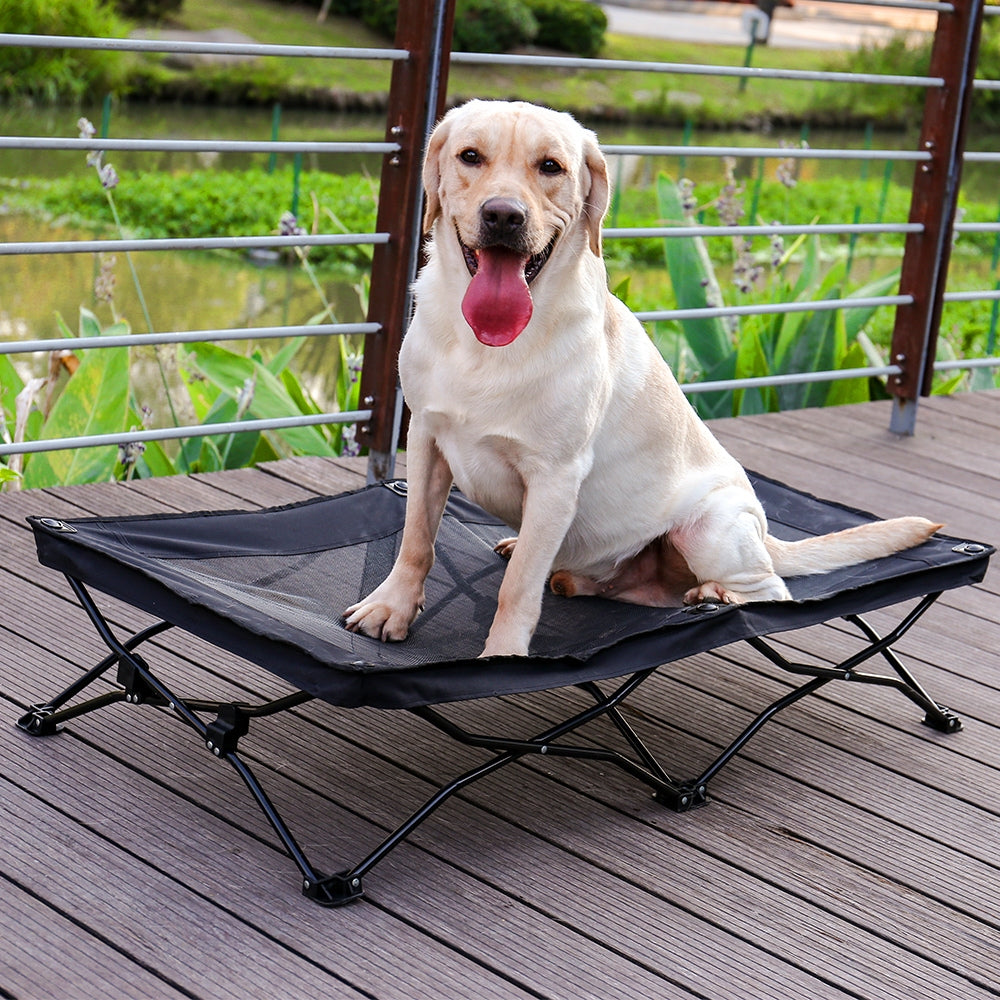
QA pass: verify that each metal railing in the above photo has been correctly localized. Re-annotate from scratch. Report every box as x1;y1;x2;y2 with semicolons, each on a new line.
1;0;997;483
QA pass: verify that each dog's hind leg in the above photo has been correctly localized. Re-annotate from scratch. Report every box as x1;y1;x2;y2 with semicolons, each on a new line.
494;537;518;560
671;489;792;606
550;535;696;607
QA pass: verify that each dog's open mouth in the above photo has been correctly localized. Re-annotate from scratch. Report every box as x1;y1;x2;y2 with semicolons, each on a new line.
459;230;556;347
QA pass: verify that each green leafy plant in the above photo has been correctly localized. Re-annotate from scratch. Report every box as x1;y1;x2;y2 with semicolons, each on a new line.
651;172;903;419
0;124;368;491
0;0;128;100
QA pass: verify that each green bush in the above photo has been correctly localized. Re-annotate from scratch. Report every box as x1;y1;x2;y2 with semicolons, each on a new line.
525;0;606;57
0;0;128;100
361;0;538;52
359;0;400;40
113;0;183;21
270;0;365;13
453;0;538;53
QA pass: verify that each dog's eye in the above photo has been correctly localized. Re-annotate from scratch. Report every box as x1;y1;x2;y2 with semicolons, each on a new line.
459;148;481;165
539;158;564;175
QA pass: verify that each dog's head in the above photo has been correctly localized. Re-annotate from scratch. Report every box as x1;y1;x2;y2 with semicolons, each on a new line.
421;100;610;346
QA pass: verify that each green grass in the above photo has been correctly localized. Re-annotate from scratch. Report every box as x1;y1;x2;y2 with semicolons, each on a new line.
121;0;907;128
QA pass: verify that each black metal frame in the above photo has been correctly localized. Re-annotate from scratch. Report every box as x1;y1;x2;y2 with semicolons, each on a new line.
16;574;962;906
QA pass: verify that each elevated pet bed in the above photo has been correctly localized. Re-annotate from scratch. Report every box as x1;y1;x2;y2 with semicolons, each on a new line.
19;474;992;906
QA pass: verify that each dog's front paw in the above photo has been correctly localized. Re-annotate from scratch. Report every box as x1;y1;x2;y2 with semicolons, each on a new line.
478;639;530;659
344;580;424;642
479;624;530;659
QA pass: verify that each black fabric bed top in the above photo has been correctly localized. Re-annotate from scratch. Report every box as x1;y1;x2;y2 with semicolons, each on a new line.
29;474;992;709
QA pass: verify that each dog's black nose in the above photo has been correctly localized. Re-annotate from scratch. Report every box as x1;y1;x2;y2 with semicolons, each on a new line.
480;197;527;240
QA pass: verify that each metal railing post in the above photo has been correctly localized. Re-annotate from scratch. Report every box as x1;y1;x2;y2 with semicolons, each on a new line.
358;0;456;481
888;0;986;435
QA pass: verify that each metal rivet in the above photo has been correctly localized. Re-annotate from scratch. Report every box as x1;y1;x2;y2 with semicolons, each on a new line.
363;395;375;406
389;155;400;166
390;125;403;137
351;878;361;888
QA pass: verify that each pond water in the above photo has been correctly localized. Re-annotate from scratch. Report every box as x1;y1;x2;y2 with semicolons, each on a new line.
2;101;995;413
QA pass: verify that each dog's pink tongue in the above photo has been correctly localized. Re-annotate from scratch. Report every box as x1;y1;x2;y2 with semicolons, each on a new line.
461;246;533;347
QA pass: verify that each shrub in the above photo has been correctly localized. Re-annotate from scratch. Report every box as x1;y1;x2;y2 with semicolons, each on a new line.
453;0;538;53
359;0;401;40
362;0;538;52
0;0;128;100
113;0;183;21
270;0;365;13
524;0;606;58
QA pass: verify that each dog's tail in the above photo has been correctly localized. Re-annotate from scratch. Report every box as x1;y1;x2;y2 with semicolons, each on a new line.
765;517;942;578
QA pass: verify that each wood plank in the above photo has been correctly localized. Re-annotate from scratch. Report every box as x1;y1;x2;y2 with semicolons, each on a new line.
0;874;192;1000
3;395;1000;1000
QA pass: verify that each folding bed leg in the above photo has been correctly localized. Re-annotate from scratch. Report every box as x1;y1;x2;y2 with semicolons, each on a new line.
844;606;962;733
17;577;173;736
15;576;349;904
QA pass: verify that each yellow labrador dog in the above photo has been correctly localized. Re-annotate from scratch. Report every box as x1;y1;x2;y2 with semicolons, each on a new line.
345;99;940;658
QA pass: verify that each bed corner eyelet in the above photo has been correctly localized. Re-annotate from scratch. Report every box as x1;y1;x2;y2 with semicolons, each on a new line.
38;518;77;533
953;542;986;555
683;602;719;615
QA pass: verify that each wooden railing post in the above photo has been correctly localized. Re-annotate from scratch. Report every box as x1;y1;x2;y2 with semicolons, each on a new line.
358;0;455;481
888;0;985;435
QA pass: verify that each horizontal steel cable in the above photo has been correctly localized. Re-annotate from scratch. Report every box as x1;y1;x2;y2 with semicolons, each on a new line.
942;289;1000;301
816;0;952;10
0;233;388;255
681;365;902;394
0;323;381;357
605;222;923;239
633;295;912;323
451;52;943;87
0;410;373;459
0;136;397;154
0;32;405;60
601;144;930;161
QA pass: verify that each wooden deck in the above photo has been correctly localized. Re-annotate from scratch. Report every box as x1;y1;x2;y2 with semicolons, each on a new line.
2;392;999;1000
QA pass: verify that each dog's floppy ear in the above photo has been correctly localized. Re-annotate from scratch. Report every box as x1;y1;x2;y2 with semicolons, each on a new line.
582;133;609;257
421;115;451;234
